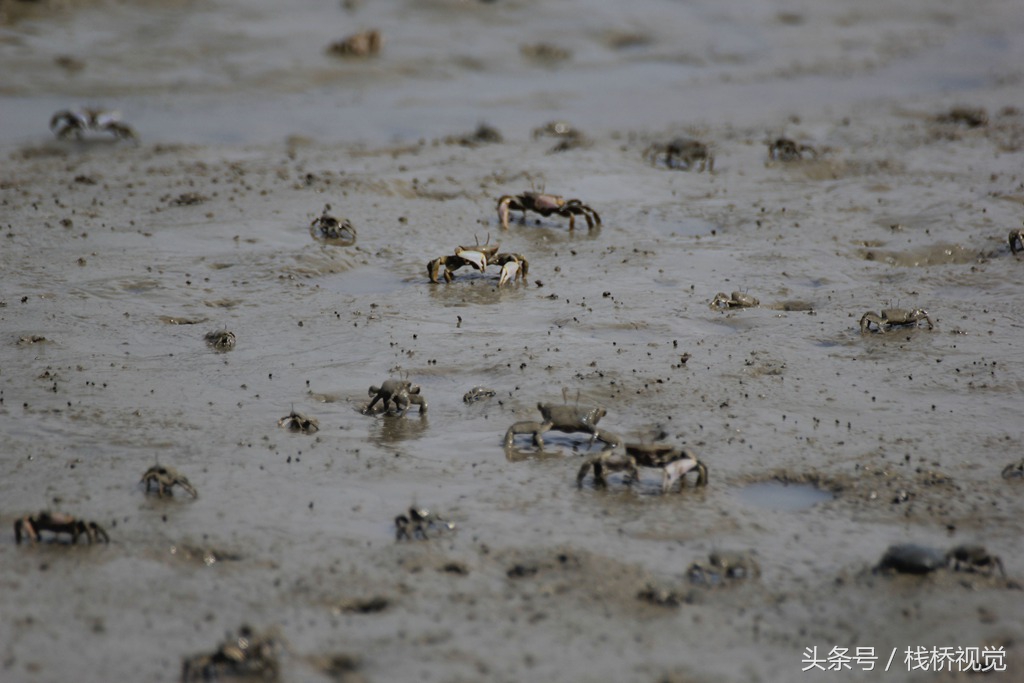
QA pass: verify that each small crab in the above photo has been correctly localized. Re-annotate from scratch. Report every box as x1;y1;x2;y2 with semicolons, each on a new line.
327;29;381;58
577;443;708;492
278;408;320;433
394;506;455;541
688;550;760;587
497;191;601;231
182;625;280;682
50;107;136;141
644;138;714;172
364;379;427;416
204;329;236;351
1002;459;1024;480
873;543;947;575
859;308;933;333
504;396;617;449
140;464;198;498
427;236;500;284
311;204;356;243
14;511;110;544
710;291;759;310
1009;227;1024;255
767;137;817;162
463;386;496;403
947;544;1006;577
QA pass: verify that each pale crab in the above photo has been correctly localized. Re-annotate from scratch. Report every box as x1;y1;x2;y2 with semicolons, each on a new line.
710;291;759;310
364;379;427;416
181;625;280;682
310;204;356;243
50;107;137;141
643;137;714;172
688;550;761;587
140;464;198;498
859;308;933;333
503;396;619;450
14;511;110;544
1009;226;1024;255
278;408;320;433
767;137;817;162
394;506;455;541
204;329;236;351
497;191;601;231
577;443;708;492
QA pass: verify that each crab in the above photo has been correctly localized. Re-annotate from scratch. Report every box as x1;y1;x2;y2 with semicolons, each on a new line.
873;543;947;575
14;511;110;544
204;329;236;351
688;550;760;587
49;107;137;141
278;408;320;433
182;625;280;682
767;137;817;162
497;191;601;231
1009;227;1024;255
364;379;427;415
427;235;500;284
947;544;1006;577
492;252;530;286
1002;459;1024;480
577;443;708;492
327;29;382;58
394;506;455;541
310;204;356;243
503;397;618;449
140;465;198;498
710;291;759;310
859;308;933;333
643;138;714;172
463;386;496;403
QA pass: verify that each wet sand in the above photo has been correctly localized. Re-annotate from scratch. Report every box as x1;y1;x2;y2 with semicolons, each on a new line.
2;1;1024;681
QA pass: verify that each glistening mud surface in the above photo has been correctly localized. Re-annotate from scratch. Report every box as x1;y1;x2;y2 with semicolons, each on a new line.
2;1;1024;682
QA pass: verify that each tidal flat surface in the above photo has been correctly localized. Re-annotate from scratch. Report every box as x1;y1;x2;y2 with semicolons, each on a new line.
1;0;1024;681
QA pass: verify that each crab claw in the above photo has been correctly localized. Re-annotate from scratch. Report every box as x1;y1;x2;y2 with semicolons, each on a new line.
497;196;512;230
454;247;486;273
498;258;520;286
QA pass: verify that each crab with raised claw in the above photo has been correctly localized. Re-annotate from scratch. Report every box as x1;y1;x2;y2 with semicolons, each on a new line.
394;506;455;541
644;137;714;172
497;191;601;231
710;291;759;310
311;204;357;243
14;511;110;544
504;392;617;449
140;464;198;498
767;137;817;162
364;379;427;416
181;625;280;682
947;544;1006;577
278;408;320;433
1009;226;1024;255
859;308;933;333
577;443;708;492
49;107;137;141
427;235;500;284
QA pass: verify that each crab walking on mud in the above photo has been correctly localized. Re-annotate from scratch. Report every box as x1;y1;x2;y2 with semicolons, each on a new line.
394;506;455;541
14;511;110;544
577;443;709;492
49;107;136;141
140;465;198;498
873;543;1007;577
859;308;933;333
643;137;714;172
710;291;759;310
364;379;427;416
766;137;817;162
504;401;619;449
1009;226;1024;255
310;204;356;242
496;191;600;231
181;625;281;682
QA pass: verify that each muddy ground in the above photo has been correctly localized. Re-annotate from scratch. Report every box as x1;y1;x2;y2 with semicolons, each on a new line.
1;1;1024;682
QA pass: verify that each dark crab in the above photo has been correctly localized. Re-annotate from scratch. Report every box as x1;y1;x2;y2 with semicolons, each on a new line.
1009;227;1024;255
497;191;600;231
947;544;1006;577
278;408;320;433
710;291;759;310
1002;459;1024;480
643;137;714;172
364;379;427;416
504;398;618;449
14;511;110;544
688;550;760;587
577;443;708;492
140;464;198;498
49;107;136;141
204;329;236;351
181;625;280;682
311;204;356;243
873;543;947;575
859;308;933;333
327;29;382;58
394;506;455;541
767;137;817;162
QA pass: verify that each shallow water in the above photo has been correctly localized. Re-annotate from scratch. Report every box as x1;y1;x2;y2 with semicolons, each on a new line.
2;0;1024;682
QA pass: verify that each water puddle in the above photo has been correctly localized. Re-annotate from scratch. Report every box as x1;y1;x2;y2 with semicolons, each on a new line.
734;481;833;512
